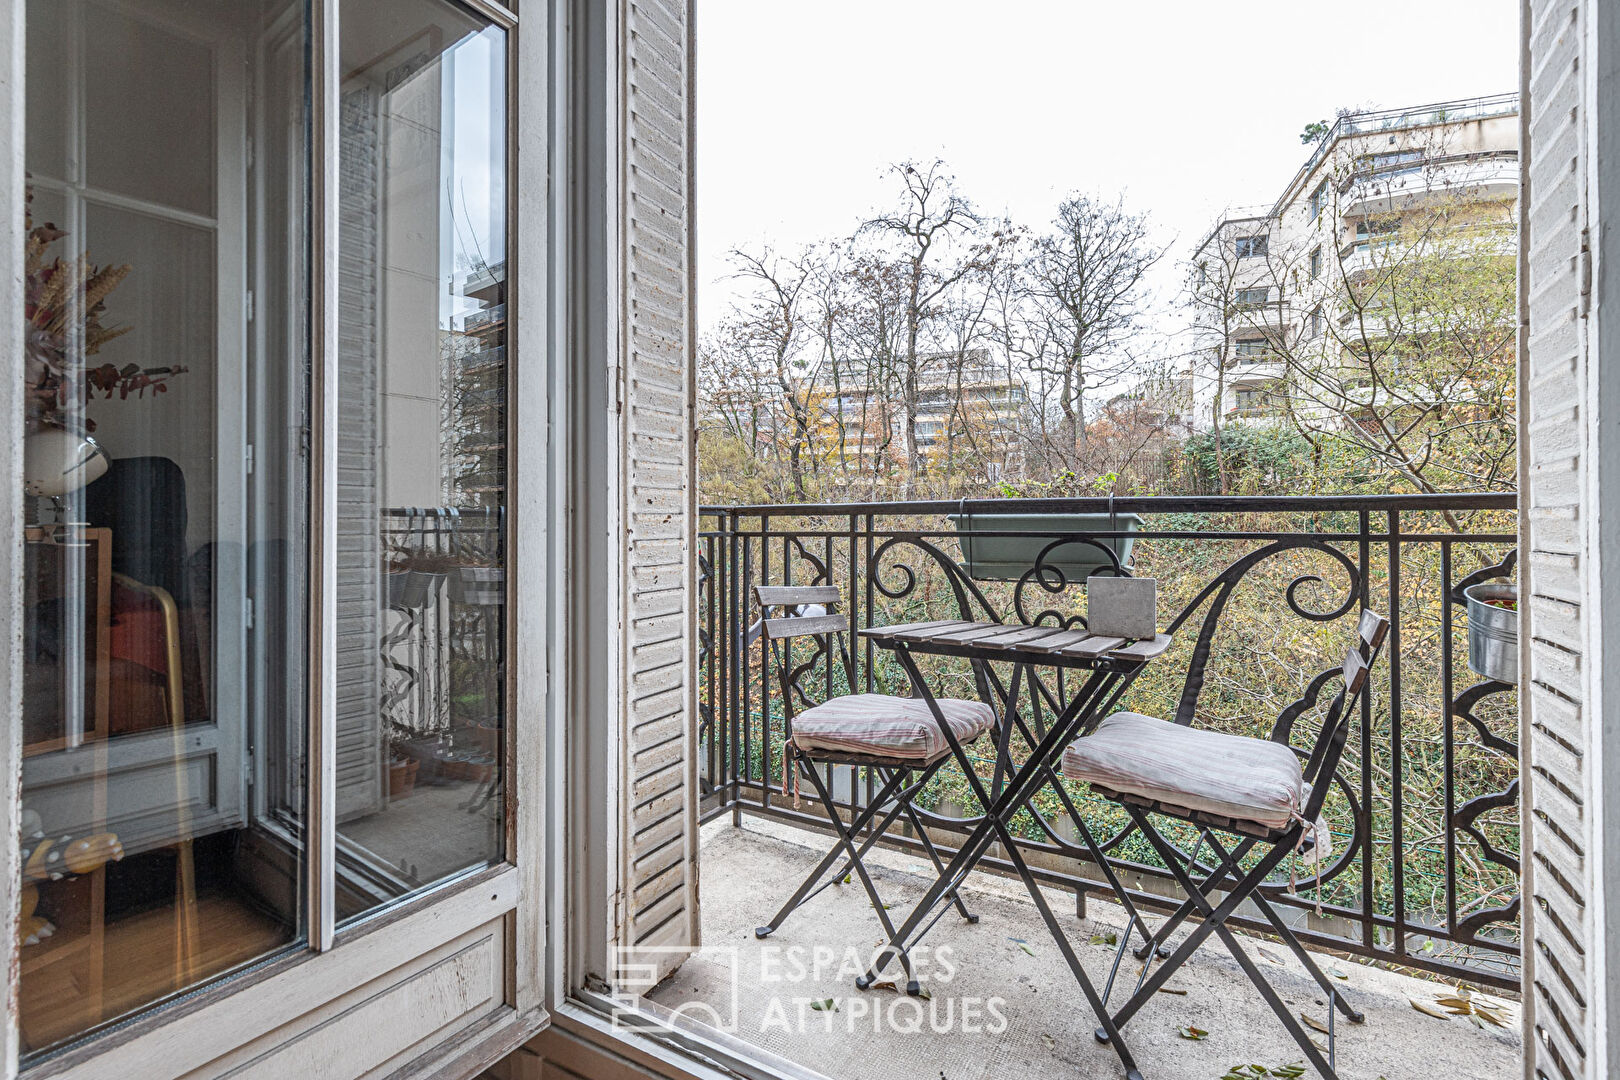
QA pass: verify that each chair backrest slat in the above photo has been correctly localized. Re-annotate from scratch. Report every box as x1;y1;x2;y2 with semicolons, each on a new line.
1341;647;1370;696
756;584;841;607
1298;610;1389;820
1358;607;1389;649
762;613;849;640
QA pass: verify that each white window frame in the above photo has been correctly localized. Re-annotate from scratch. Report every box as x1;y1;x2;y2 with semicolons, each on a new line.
0;0;563;1074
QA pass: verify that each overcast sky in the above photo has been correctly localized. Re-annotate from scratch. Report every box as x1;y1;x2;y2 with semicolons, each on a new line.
695;0;1519;338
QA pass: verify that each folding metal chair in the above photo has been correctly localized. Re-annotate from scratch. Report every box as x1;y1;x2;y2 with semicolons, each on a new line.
1064;609;1389;1079
750;586;994;991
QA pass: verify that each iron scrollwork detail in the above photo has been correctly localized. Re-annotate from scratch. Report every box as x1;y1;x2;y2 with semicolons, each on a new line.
1447;548;1519;948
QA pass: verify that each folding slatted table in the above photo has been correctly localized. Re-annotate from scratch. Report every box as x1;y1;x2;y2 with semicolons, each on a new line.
856;619;1173;1080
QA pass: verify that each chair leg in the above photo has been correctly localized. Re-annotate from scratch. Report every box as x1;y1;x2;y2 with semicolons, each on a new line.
755;759;915;938
1204;834;1365;1024
1103;807;1293;1033
795;761;918;992
1134;832;1258;960
898;796;978;924
1126;808;1340;1080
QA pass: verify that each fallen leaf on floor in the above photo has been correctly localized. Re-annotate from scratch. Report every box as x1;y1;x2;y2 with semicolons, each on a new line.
1327;965;1349;980
1310;1036;1328;1053
1088;931;1119;947
1156;986;1188;995
1017;941;1035;956
809;998;837;1012
1176;1025;1208;1041
1410;997;1455;1020
1040;1033;1055;1050
1425;985;1511;1027
869;981;897;993
916;986;933;1001
1300;1013;1330;1035
1256;946;1287;966
1222;1063;1298;1079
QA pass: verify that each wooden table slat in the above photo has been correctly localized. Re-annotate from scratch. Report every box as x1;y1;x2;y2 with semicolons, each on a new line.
974;625;1074;650
861;619;974;640
1015;628;1095;653
1055;635;1126;659
864;621;1171;668
1110;633;1174;661
912;623;1019;645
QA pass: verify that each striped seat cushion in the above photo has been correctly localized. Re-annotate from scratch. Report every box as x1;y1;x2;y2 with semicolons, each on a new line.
1061;711;1304;830
789;694;995;763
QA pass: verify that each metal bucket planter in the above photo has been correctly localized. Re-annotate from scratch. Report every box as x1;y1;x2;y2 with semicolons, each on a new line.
947;512;1142;582
450;566;505;606
1463;582;1518;684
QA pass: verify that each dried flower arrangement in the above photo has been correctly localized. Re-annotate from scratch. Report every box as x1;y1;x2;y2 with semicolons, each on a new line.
24;184;183;430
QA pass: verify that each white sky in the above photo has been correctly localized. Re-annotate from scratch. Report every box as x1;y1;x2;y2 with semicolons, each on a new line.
696;0;1520;337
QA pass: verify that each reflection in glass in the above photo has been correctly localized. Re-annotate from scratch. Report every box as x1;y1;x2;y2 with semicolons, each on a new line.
18;0;308;1057
336;0;508;921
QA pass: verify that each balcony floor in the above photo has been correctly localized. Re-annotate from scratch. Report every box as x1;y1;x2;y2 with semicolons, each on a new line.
650;817;1520;1080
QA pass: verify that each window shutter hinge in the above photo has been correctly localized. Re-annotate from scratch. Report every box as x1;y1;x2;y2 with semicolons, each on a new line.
245;290;255;323
1580;233;1593;317
244;597;255;629
245;443;255;476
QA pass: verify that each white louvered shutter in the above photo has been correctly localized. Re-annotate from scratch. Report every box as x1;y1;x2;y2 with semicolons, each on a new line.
617;0;699;984
335;83;384;822
1520;2;1611;1077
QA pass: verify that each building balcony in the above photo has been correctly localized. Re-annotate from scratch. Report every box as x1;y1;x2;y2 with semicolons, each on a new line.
682;495;1521;1080
1339;152;1519;221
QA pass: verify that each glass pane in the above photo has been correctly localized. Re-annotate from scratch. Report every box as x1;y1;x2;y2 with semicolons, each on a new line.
84;1;217;216
19;0;308;1058
335;0;507;922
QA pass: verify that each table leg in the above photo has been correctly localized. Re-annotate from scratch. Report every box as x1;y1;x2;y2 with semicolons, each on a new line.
889;647;1145;1080
856;649;1111;986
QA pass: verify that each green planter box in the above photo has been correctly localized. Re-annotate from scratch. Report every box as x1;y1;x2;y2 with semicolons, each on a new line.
946;512;1142;582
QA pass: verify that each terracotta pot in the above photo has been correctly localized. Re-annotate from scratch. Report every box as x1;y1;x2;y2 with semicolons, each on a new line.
388;757;417;797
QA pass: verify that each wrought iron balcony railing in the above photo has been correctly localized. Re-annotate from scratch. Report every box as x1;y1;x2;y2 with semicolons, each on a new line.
697;493;1520;989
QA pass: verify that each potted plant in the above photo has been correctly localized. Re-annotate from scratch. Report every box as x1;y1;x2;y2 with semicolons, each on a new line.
20;186;185;509
947;508;1142;582
387;753;418;798
1463;582;1518;684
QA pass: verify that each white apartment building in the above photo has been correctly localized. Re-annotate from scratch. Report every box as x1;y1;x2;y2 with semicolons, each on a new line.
1188;94;1520;428
815;348;1028;476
